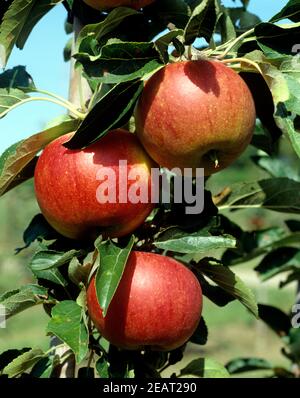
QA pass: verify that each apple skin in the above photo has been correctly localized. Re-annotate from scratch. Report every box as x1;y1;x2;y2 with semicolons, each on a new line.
135;60;256;176
34;129;156;240
86;251;203;351
83;0;155;10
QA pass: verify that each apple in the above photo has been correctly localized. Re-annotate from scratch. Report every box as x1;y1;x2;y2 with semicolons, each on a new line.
86;251;203;350
82;0;156;10
135;60;256;176
34;129;156;240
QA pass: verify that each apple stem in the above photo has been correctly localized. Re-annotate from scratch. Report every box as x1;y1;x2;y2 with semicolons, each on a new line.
219;57;263;76
209;150;220;169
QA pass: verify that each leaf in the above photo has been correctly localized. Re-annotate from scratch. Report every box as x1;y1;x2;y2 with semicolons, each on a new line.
0;348;31;373
198;258;258;317
15;214;57;253
30;355;60;378
95;236;134;317
96;357;110;378
270;0;300;23
75;7;140;53
154;227;236;254
0;0;62;67
0;117;80;196
2;348;45;378
76;41;164;84
252;155;300;182
64;79;143;149
184;0;217;45
29;249;82;272
0;65;35;89
218;178;300;214
31;268;68;287
226;358;273;374
258;304;291;337
179;358;230;378
189;317;208;345
0;284;52;319
255;247;300;281
0;88;29;118
47;301;89;364
154;29;184;63
196;273;236;307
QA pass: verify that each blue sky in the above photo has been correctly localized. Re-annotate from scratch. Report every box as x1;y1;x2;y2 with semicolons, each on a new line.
0;0;288;154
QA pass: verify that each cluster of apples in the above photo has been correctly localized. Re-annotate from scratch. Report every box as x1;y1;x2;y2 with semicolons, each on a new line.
34;0;256;351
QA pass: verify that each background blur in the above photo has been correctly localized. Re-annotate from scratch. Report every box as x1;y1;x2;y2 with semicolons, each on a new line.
0;0;297;376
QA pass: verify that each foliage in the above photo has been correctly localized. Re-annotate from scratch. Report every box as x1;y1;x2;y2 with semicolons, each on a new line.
0;0;300;379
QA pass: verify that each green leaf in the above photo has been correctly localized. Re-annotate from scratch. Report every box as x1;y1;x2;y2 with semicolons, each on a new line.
15;214;57;253
0;348;31;373
29;249;82;272
179;358;230;378
255;247;300;281
31;268;68;287
218;178;300;214
0;65;35;89
65;79;143;149
189;317;208;345
75;7;139;53
2;348;45;378
76;41;164;84
154;227;236;254
96;357;110;378
0;284;53;319
226;358;272;374
154;29;184;62
252;155;300;182
198;258;258;317
258;304;291;336
0;117;80;196
47;301;89;364
30;355;60;378
0;88;29;118
270;0;300;23
0;0;62;67
184;0;217;45
95;236;134;317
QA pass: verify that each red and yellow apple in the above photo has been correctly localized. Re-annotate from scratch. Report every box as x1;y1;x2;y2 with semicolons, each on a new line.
34;129;156;240
86;251;203;350
135;60;256;176
83;0;155;10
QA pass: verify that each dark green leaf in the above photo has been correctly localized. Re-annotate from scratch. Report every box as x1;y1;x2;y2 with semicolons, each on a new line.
0;349;31;373
47;301;89;364
286;219;300;232
0;66;35;89
64;79;143;149
184;0;217;45
255;247;300;281
258;304;291;336
154;29;184;63
179;358;229;378
95;236;134;317
198;258;258;317
196;273;236;307
270;0;300;23
226;357;272;374
218;178;300;214
30;355;60;378
0;0;62;67
2;348;45;378
189;317;208;345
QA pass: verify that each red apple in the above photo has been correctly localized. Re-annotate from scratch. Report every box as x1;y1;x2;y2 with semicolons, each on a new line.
135;60;256;176
34;129;156;240
86;251;203;350
83;0;155;10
